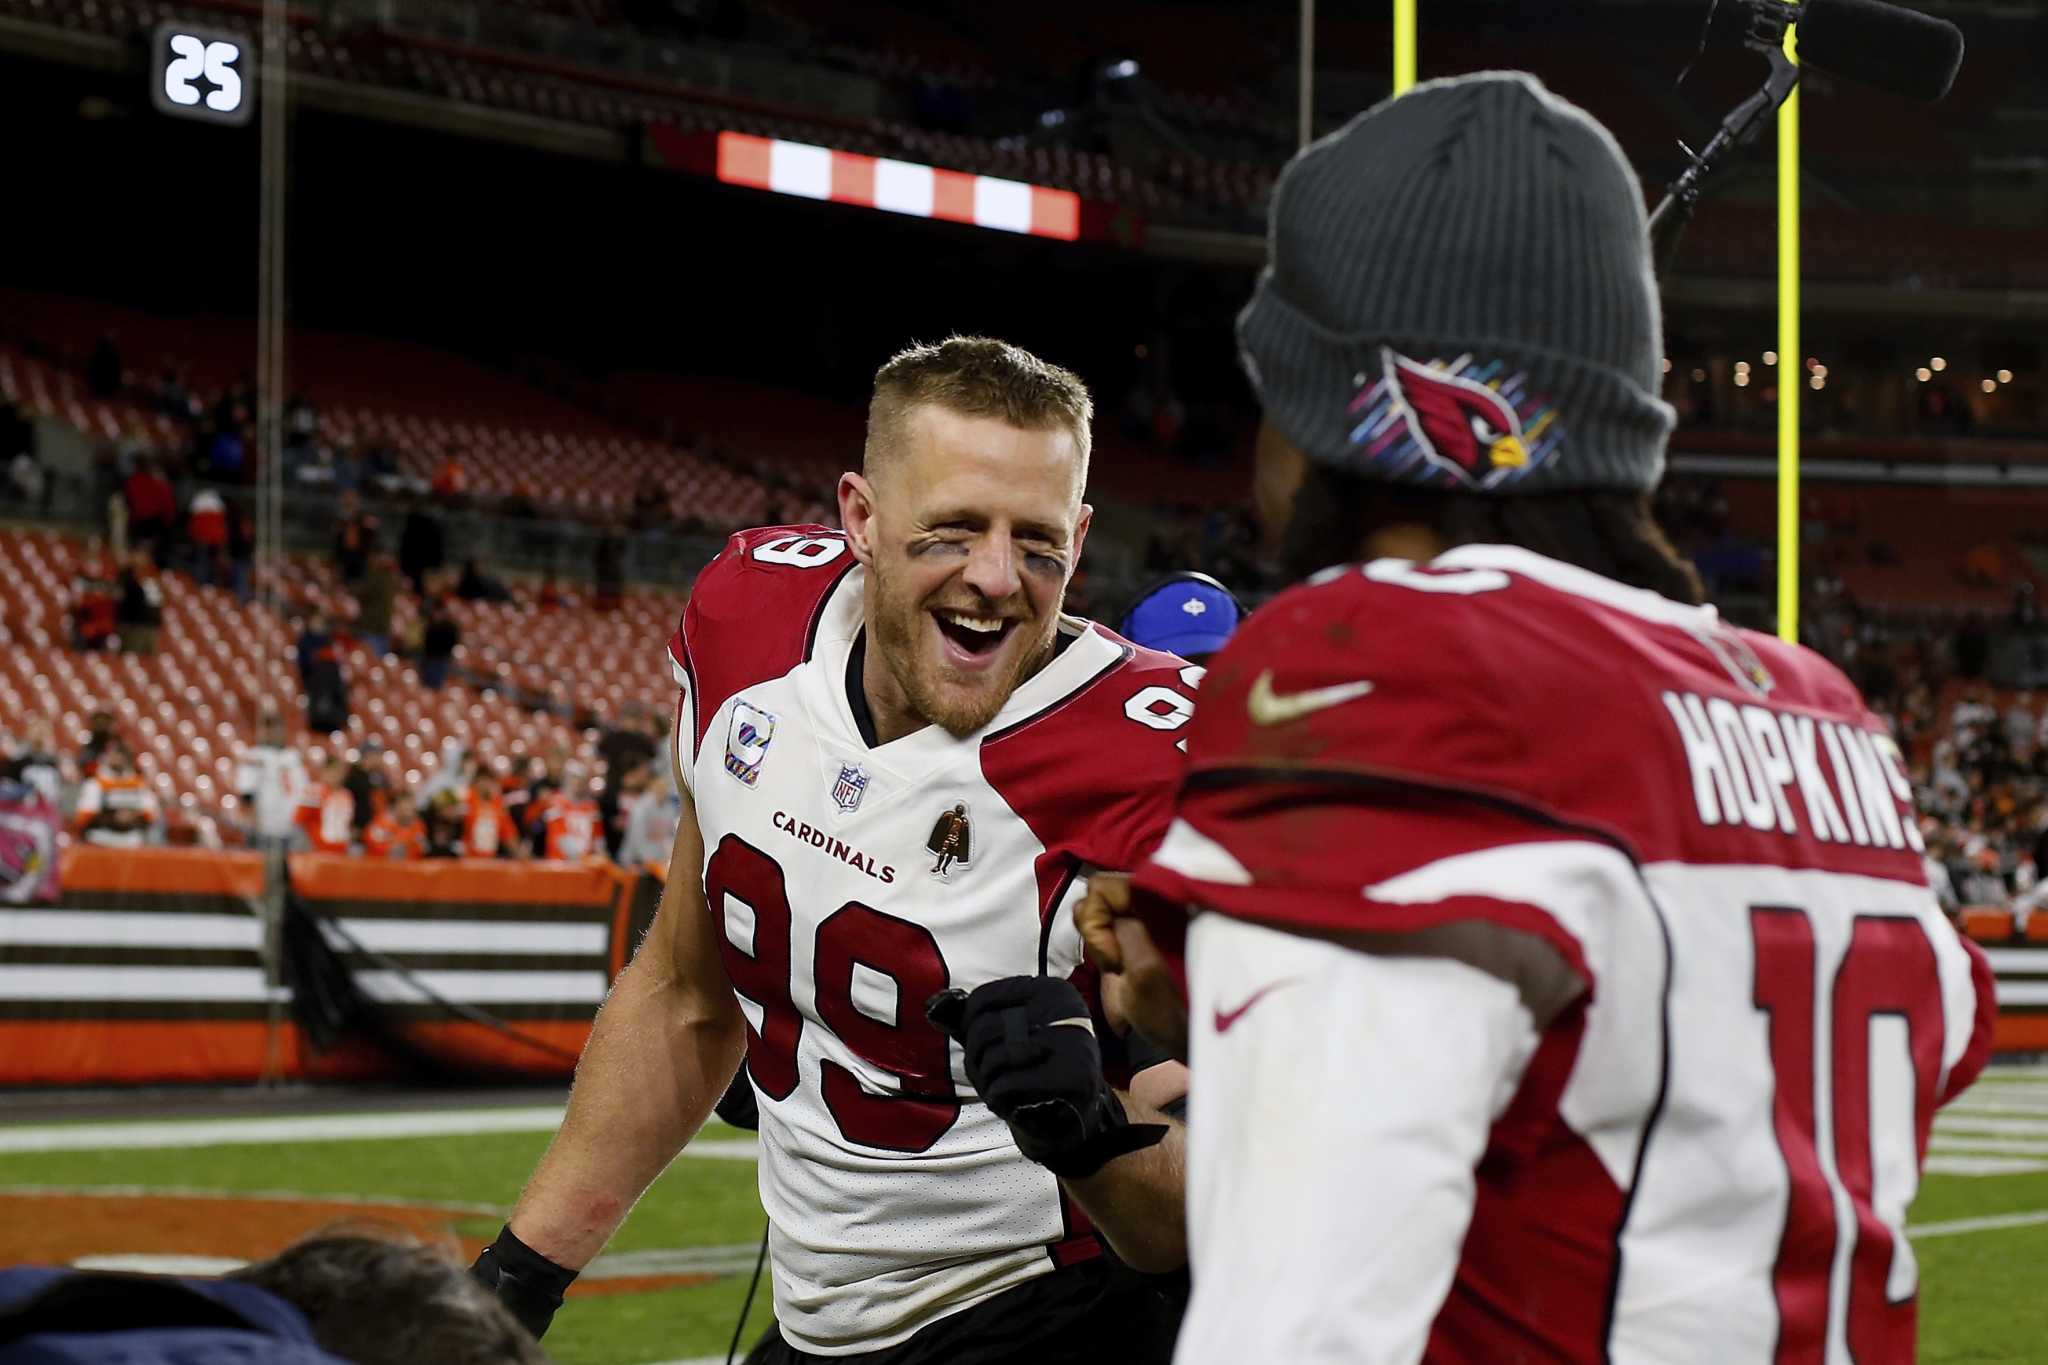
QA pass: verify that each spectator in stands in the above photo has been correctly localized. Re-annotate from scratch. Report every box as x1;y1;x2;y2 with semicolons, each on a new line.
69;554;118;652
114;550;163;655
593;523;625;610
501;479;540;520
628;474;668;533
298;758;356;855
596;708;658;855
432;448;467;505
343;738;386;832
3;717;62;807
6;447;43;509
538;764;601;862
399;496;446;596
420;598;460;691
617;759;681;870
188;487;229;587
296;613;350;734
72;741;158;848
459;773;520;859
228;502;256;603
76;710;118;778
355;552;399;658
365;440;404;496
152;363;191;418
204;416;249;483
85;332;122;399
363;792;427;860
122;457;177;557
332;436;365;496
334;491;374;585
455;559;512;603
236;708;307;852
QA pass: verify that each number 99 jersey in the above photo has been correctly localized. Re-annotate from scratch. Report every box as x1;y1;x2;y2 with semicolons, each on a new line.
667;526;1193;1355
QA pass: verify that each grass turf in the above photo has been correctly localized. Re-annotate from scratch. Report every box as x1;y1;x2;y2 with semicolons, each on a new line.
3;1122;2045;1362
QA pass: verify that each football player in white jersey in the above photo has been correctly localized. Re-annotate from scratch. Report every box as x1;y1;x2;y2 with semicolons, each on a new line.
476;338;1194;1362
1080;74;1998;1364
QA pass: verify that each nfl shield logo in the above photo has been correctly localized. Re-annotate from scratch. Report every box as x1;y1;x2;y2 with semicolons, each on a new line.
831;763;870;814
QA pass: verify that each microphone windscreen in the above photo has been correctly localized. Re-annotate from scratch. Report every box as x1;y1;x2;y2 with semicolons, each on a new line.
1799;0;1965;103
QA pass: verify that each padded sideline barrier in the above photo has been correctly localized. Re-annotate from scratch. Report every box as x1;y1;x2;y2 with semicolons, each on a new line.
0;850;647;1085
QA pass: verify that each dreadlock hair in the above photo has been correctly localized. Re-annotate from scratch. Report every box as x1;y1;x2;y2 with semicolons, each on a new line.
1282;461;1706;607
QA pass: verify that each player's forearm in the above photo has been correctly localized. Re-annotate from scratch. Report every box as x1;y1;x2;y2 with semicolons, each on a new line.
509;953;745;1268
1060;1095;1187;1273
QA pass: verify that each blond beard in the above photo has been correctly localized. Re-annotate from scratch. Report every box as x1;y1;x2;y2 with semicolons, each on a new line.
868;557;1062;739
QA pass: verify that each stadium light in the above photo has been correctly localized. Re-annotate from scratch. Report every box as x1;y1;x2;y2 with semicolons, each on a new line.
1916;367;1933;382
1931;355;1948;371
1982;379;1997;393
1763;350;1778;365
1998;368;2014;384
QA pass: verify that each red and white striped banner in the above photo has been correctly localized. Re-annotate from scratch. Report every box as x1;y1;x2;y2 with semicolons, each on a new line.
715;132;1081;241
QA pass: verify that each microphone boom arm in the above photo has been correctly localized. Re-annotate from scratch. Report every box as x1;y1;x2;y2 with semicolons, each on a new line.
1650;0;1804;275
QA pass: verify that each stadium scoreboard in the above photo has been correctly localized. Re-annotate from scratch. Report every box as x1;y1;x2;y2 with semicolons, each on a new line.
149;21;252;126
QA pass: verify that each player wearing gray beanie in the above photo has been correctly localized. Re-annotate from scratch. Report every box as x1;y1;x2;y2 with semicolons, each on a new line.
1078;64;1991;1365
1238;71;1702;600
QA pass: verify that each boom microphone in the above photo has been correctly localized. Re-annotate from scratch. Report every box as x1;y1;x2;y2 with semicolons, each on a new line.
1797;0;1966;104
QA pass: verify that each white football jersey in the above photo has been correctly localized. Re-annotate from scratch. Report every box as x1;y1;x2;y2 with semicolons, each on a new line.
668;526;1191;1355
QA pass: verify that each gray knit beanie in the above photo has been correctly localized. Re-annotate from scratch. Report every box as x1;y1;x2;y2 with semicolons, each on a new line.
1239;71;1673;494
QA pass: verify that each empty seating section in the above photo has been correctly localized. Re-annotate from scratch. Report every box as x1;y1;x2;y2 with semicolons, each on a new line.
0;288;781;525
0;527;685;838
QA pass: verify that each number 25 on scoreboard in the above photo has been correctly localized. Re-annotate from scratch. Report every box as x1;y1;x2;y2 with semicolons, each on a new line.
151;23;253;127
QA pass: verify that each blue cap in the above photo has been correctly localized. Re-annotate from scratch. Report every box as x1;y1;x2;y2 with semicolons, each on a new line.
1119;573;1242;660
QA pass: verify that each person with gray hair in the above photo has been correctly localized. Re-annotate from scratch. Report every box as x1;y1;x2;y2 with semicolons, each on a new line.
0;1231;547;1364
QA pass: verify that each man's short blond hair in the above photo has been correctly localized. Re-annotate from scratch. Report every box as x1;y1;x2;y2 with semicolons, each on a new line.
864;337;1093;488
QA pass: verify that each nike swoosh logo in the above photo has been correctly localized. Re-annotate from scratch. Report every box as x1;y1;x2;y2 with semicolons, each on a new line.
1246;670;1376;726
1212;978;1301;1034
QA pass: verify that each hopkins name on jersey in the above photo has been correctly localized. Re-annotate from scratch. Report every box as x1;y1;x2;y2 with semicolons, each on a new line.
1135;545;1997;1365
667;526;1192;1355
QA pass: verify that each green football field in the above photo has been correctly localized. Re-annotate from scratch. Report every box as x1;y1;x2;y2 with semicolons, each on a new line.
2;1070;2046;1364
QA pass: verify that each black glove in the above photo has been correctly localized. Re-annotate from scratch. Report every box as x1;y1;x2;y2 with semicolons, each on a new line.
470;1225;578;1340
927;976;1167;1180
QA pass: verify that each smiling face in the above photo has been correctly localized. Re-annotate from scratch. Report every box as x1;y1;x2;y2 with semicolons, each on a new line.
840;404;1092;741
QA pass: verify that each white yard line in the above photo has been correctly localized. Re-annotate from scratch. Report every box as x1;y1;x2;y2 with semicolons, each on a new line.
1907;1209;2048;1240
1923;1155;2048;1176
0;1182;505;1214
0;1108;757;1158
1929;1135;2048;1157
1930;1115;2048;1139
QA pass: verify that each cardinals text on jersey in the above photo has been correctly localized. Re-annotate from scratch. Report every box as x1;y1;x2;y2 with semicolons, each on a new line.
667;526;1189;1355
1135;544;1997;1365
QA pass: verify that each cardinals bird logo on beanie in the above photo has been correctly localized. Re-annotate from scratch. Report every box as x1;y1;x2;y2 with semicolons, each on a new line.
1347;347;1565;491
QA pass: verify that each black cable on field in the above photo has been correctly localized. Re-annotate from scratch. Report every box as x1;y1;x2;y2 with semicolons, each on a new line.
726;1221;771;1365
313;910;582;1066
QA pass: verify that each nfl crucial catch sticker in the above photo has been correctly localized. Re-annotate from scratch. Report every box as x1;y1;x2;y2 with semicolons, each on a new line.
1348;347;1564;491
724;702;777;787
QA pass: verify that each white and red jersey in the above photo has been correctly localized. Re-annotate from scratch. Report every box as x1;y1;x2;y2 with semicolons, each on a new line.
1133;545;1998;1365
668;525;1191;1355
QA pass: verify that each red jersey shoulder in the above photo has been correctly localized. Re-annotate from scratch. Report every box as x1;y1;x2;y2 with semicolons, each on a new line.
669;525;854;754
980;625;1194;872
1186;553;1921;872
1183;563;1518;797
